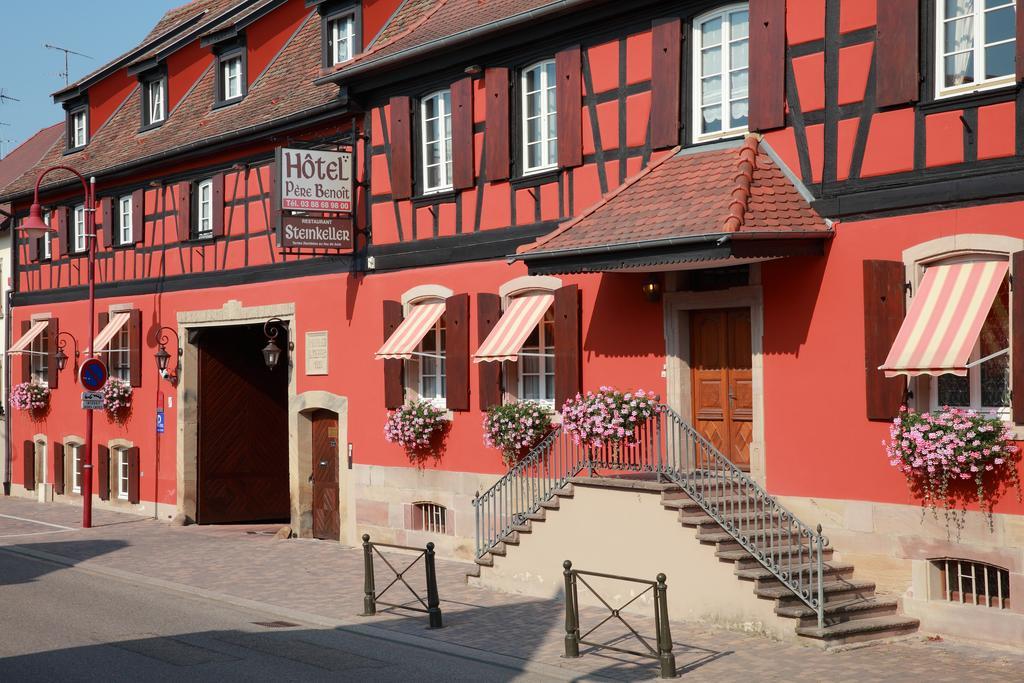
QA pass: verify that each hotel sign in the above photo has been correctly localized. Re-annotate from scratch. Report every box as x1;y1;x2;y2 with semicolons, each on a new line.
280;215;354;250
276;147;353;213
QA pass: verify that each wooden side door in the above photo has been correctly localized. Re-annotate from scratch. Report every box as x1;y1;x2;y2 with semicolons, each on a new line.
690;308;752;470
311;410;340;541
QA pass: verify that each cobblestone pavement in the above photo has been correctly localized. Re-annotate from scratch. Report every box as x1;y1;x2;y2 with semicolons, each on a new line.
1;497;1021;682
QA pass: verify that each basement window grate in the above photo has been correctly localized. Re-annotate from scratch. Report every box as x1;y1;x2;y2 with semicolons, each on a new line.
933;558;1010;609
414;502;447;534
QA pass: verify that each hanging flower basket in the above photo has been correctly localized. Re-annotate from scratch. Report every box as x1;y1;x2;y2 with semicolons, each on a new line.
483;401;554;466
885;406;1021;534
384;400;449;465
561;386;664;450
10;381;50;413
102;378;133;420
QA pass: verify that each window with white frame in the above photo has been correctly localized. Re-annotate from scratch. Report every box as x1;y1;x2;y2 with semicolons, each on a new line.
421;90;453;193
521;60;557;173
70;109;87;148
418;317;446;407
931;271;1011;418
29;325;49;386
41;210;52;260
70;444;82;494
693;4;749;140
329;13;356;65
221;55;243;101
147;78;166;124
937;0;1017;98
73;204;86;253
118;195;133;246
519;307;556;405
108;324;132;382
195;179;213;239
117;448;129;500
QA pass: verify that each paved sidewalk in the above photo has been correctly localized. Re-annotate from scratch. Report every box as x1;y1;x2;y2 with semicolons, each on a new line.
1;497;1022;682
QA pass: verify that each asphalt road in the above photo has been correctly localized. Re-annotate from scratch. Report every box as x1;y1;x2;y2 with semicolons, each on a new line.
0;549;558;682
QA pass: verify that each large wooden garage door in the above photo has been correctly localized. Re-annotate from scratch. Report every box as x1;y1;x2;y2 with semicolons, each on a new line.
197;323;289;524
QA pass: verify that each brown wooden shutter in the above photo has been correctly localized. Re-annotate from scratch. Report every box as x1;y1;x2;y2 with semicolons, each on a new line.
1013;250;1024;424
749;0;787;131
127;446;140;504
53;443;65;496
211;174;225;238
97;445;110;501
876;0;920;107
389;96;413;200
131;188;145;244
23;441;34;491
485;68;510;181
55;206;70;257
650;18;682;149
477;294;503;410
445;294;470;411
556;46;582;169
29;236;40;262
177;182;192;241
98;311;110;371
451;77;475;190
1018;9;1024;81
101;196;113;248
46;318;59;389
269;161;282;245
129;308;143;388
554;285;582;410
383;300;404;409
20;321;30;382
864;260;908;421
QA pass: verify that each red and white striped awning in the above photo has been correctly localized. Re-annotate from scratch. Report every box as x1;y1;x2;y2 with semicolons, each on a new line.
474;293;554;363
375;301;446;360
8;320;48;354
880;260;1009;378
90;312;132;354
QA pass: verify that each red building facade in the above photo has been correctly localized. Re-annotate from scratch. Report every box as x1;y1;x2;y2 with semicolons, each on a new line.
2;0;1023;646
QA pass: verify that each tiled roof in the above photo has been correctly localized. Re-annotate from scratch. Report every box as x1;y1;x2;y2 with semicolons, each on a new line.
2;7;339;201
144;0;245;42
518;137;830;259
0;123;64;195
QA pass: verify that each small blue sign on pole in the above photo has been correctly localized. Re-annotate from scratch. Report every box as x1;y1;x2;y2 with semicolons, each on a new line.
156;408;165;434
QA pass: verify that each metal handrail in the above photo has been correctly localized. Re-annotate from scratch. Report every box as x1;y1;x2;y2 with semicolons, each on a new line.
472;408;830;629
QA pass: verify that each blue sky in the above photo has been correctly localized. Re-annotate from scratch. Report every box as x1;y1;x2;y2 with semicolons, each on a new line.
0;1;182;156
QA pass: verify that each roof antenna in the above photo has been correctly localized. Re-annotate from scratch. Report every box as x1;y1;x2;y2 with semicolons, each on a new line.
0;123;11;159
44;44;93;86
0;89;20;105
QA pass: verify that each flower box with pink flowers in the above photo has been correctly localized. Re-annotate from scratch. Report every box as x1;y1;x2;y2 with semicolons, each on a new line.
561;386;664;450
9;381;50;413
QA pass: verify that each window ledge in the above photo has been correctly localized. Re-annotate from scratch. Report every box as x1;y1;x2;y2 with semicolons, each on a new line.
212;97;244;111
139;120;166;133
412;190;457;207
512;169;559;190
920;84;1018;113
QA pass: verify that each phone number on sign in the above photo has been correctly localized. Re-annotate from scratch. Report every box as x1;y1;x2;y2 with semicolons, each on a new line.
282;199;352;211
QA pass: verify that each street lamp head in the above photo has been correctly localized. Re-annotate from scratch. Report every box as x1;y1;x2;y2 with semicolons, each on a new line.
155;344;171;372
19;202;54;238
262;338;282;370
55;347;69;372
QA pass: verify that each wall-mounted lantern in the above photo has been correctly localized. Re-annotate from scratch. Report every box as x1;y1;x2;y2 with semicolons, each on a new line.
641;274;662;302
155;326;181;384
55;331;80;373
263;317;291;370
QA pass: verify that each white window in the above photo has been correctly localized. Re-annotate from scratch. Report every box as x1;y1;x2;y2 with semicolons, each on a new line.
42;210;52;260
70;444;82;494
222;56;243;101
519;306;556;406
421;90;453;193
148;79;165;123
693;4;749;140
117;448;129;500
118;195;133;245
931;271;1011;418
196;179;213;239
73;204;86;253
71;110;87;148
329;14;355;65
108;324;132;382
418;317;446;408
521;60;558;173
938;0;1017;97
29;325;49;386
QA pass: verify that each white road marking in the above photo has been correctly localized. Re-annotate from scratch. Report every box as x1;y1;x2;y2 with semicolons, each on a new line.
0;513;75;530
0;529;74;538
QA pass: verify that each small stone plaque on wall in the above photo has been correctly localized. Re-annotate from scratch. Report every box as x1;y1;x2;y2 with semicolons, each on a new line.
305;331;328;375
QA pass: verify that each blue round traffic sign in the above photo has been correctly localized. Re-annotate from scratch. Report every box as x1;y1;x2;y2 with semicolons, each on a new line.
79;358;108;391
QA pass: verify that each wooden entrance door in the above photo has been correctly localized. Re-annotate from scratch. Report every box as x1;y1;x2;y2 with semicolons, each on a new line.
197;324;289;524
311;410;340;541
690;308;753;470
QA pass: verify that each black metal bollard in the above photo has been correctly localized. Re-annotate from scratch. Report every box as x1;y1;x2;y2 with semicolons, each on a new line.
654;573;676;679
563;560;580;658
424;541;444;628
360;533;376;616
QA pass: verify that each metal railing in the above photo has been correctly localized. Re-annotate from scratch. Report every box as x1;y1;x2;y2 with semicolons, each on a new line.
359;534;443;628
473;408;830;629
562;560;676;679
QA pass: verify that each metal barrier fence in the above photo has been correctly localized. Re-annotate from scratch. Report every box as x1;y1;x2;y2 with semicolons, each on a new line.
562;560;676;679
359;533;443;629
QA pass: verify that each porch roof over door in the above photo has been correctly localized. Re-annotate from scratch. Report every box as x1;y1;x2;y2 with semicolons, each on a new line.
512;137;832;274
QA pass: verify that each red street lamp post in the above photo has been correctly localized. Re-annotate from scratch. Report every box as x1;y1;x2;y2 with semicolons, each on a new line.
19;167;97;529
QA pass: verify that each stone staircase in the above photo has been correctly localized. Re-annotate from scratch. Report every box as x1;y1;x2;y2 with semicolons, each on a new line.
469;479;919;649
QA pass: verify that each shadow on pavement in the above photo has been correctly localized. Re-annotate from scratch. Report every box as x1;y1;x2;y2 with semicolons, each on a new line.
0;540;129;586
